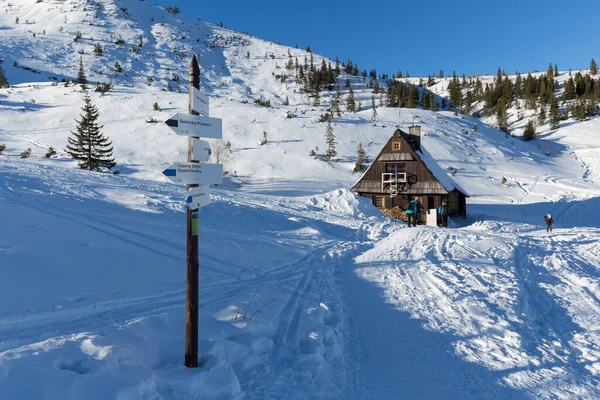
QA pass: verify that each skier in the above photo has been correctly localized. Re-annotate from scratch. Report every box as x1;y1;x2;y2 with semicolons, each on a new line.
544;213;553;233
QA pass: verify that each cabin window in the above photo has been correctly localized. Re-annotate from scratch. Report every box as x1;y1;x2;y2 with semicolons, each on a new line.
391;141;401;151
385;163;405;174
374;195;385;209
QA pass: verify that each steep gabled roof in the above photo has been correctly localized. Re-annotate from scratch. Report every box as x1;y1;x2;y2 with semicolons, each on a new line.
350;129;407;192
416;145;470;196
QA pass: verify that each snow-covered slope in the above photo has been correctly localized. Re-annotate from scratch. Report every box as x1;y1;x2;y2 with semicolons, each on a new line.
2;0;600;399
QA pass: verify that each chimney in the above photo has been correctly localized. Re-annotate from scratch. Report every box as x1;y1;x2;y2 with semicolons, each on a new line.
409;125;421;150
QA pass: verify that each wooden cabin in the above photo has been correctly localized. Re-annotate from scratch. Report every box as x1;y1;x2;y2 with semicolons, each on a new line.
351;126;468;222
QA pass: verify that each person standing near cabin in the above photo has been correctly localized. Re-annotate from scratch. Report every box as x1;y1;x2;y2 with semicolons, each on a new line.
406;198;417;227
544;213;554;233
438;198;450;228
416;197;424;226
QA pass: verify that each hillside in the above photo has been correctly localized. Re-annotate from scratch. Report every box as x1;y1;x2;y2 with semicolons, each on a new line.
2;0;600;399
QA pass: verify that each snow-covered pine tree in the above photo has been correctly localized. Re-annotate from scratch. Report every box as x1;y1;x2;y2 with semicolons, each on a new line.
324;120;336;162
65;95;115;171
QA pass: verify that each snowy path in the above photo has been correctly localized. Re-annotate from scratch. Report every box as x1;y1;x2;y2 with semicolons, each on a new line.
351;222;600;398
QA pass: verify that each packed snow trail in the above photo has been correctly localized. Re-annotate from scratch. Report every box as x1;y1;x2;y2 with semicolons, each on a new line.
352;221;600;398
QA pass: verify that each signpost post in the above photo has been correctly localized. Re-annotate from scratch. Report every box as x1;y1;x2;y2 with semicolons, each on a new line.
185;56;201;369
161;55;223;368
162;55;222;368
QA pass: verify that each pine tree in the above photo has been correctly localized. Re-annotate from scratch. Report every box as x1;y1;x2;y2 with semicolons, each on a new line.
538;106;547;126
312;87;320;106
0;58;9;88
370;96;377;121
463;90;473;114
347;87;356;112
550;96;560;130
591;58;598;75
353;142;367;173
429;91;438;111
421;89;431;110
65;96;115;171
523;119;536;141
547;62;554;79
574;99;586;120
406;85;417;108
76;56;87;88
496;99;509;133
563;78;576;101
324;120;336;162
332;85;342;117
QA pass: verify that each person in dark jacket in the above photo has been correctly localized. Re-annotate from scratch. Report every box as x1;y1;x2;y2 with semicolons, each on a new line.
415;197;424;225
544;213;553;232
406;198;417;227
438;199;450;227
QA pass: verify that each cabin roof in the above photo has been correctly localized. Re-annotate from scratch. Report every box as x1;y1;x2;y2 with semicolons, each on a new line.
416;146;469;196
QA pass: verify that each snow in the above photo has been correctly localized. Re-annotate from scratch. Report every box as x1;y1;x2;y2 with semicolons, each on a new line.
2;0;600;398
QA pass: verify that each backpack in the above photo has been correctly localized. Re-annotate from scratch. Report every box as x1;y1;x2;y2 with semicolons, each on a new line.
441;203;448;215
406;200;416;214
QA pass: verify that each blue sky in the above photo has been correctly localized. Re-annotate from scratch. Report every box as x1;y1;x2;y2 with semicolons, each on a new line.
152;0;599;78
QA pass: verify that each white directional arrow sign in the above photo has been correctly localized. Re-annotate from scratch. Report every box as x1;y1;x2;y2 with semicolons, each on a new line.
185;186;210;210
165;113;222;139
191;87;209;116
191;138;211;162
162;162;223;185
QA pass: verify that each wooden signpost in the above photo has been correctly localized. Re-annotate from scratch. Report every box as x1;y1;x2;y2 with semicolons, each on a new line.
162;55;223;368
